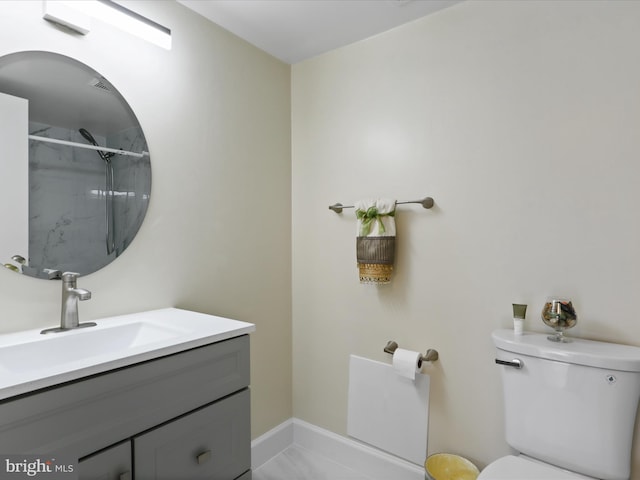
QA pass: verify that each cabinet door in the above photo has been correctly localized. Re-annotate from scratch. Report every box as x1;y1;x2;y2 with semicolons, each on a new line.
134;389;250;480
78;442;132;480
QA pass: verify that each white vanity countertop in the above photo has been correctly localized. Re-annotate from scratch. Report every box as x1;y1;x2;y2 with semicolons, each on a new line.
0;308;255;400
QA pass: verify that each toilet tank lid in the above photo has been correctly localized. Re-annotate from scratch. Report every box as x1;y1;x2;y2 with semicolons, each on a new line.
492;329;640;372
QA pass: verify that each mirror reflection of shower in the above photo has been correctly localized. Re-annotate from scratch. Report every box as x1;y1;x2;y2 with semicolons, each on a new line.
78;128;115;255
0;52;151;278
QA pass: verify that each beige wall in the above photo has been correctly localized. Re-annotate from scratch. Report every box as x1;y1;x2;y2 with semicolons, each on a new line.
292;0;640;471
5;0;640;472
0;1;292;439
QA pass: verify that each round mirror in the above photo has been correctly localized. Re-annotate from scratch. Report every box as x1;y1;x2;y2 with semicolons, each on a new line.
0;51;151;279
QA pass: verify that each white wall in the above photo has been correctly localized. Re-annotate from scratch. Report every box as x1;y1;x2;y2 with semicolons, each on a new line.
292;0;640;472
0;0;292;439
0;92;28;265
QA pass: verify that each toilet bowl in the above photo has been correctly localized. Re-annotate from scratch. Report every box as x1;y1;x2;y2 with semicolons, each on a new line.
478;455;594;480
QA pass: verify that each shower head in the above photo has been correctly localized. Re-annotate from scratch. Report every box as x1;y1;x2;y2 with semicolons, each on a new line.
78;128;115;161
79;128;99;147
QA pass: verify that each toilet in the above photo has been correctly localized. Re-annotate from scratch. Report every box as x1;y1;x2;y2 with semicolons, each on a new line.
480;329;640;480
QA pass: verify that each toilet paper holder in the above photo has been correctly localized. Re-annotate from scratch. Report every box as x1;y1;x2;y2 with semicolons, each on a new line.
384;340;439;367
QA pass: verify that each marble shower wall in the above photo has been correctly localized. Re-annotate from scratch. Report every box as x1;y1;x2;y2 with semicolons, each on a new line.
27;122;150;277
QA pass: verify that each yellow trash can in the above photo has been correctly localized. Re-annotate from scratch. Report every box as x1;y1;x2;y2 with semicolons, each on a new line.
425;453;479;480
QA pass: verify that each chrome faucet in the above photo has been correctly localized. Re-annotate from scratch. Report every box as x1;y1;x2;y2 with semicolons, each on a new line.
41;272;96;334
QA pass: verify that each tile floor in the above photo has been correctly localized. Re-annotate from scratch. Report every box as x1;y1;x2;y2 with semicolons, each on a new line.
253;445;375;480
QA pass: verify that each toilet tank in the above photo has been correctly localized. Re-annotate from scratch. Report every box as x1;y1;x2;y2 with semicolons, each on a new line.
493;329;640;480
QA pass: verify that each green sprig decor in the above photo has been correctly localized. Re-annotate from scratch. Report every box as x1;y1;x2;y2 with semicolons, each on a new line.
355;206;396;237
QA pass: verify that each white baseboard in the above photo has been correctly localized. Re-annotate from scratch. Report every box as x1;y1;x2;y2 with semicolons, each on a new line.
250;418;294;470
252;418;424;480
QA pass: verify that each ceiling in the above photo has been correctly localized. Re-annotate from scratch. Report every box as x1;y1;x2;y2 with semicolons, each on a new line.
177;0;463;64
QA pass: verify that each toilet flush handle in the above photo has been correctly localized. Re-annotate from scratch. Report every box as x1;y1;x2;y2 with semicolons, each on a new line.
495;358;523;369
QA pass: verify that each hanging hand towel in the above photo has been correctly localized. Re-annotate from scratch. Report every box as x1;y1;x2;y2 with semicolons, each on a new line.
355;198;396;284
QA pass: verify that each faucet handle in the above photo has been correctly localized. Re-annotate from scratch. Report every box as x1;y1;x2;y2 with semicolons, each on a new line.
62;272;81;282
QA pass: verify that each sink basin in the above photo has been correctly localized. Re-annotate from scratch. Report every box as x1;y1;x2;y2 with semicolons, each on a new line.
0;308;255;400
1;321;185;374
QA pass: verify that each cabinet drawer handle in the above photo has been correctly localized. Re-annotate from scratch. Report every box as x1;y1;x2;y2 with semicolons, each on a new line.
196;450;212;465
119;472;132;480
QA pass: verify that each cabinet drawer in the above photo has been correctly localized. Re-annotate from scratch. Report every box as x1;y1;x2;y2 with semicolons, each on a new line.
78;441;132;480
134;389;250;480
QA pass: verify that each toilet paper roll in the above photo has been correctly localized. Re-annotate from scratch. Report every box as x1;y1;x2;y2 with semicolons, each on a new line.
392;348;422;380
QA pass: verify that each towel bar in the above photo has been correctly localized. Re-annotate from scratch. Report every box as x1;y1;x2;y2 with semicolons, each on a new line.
329;196;434;214
383;340;439;367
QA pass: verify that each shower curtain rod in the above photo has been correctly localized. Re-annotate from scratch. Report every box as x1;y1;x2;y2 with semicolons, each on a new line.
28;135;148;158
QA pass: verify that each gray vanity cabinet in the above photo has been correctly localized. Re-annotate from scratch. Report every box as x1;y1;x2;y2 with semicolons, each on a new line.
78;442;132;480
0;334;251;480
